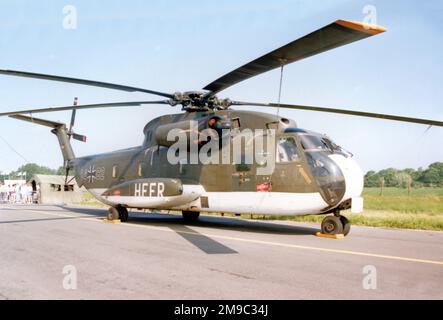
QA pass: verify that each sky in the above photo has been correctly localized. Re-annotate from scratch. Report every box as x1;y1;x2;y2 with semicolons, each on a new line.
0;0;442;174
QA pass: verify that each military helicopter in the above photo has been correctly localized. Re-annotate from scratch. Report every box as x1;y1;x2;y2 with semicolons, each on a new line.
1;20;442;236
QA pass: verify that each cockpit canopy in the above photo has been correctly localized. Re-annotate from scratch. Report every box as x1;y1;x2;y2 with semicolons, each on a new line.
284;128;352;158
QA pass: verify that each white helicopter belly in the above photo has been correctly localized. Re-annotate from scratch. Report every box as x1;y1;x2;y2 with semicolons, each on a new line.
174;191;329;216
88;186;328;216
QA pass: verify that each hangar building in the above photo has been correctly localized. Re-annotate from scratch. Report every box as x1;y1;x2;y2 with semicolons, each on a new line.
30;175;86;205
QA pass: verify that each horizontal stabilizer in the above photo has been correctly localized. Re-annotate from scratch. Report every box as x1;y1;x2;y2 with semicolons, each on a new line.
9;114;75;162
9;114;65;128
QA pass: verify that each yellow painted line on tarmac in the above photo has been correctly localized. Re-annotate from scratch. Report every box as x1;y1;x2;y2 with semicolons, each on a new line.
16;208;443;267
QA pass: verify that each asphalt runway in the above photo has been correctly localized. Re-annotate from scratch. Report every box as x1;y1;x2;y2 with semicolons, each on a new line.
0;204;442;300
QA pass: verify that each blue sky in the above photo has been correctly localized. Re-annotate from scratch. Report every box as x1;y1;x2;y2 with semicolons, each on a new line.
0;0;442;173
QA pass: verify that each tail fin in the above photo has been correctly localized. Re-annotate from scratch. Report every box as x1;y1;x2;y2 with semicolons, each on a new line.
9;114;77;168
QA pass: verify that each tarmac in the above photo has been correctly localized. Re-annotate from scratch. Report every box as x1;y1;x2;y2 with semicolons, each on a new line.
0;204;442;300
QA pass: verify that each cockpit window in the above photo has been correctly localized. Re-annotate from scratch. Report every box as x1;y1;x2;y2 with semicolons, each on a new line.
277;137;301;163
323;137;353;157
299;135;352;157
300;135;330;151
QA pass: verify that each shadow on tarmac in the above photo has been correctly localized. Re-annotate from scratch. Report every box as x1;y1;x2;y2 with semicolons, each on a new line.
2;204;319;254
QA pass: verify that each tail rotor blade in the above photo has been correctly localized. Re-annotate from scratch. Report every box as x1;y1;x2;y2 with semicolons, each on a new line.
68;97;78;140
72;133;87;142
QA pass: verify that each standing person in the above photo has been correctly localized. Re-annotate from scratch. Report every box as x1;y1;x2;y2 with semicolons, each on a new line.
8;185;13;203
15;184;21;203
27;184;33;204
36;184;41;204
0;183;7;203
21;184;28;204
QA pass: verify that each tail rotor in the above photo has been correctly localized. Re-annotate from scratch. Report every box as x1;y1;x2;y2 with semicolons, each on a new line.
65;97;87;184
67;97;87;142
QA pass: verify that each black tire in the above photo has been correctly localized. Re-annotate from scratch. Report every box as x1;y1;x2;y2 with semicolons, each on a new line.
340;216;351;236
107;207;119;220
182;211;200;222
321;215;344;235
118;206;129;222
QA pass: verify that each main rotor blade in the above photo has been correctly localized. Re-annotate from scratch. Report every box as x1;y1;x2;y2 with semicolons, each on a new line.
0;69;174;99
0;100;170;117
232;101;443;127
203;20;386;96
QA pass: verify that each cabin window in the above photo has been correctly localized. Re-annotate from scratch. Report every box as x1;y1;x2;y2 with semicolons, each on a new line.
50;184;62;192
50;184;74;192
277;137;301;163
232;118;241;129
112;165;119;178
137;163;143;177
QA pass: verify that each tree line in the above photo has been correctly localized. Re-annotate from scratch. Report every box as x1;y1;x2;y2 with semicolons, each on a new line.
364;162;443;188
0;163;66;181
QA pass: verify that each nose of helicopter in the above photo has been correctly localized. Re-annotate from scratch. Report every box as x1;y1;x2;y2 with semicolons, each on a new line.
329;154;364;203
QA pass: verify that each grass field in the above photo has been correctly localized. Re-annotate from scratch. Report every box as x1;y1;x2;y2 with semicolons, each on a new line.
290;187;443;231
362;187;443;213
78;187;443;231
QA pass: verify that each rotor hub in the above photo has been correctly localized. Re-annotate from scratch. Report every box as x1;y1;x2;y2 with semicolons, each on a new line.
169;91;233;111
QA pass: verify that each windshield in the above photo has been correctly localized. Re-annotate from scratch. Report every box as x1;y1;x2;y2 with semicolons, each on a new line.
300;134;352;157
300;135;330;151
305;151;346;206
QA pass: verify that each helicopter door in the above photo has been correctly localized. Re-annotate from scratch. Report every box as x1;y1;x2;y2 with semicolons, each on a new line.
270;136;306;192
232;154;257;191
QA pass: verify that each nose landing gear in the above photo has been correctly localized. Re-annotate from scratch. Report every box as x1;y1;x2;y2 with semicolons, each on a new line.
321;212;351;236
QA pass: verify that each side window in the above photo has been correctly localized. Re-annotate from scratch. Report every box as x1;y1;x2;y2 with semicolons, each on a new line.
112;165;119;179
277;137;301;163
232;118;241;129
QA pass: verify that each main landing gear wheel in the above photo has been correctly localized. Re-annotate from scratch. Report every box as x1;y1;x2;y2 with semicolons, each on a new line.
107;207;119;221
340;216;351;236
117;206;129;222
321;215;351;236
107;206;129;222
182;211;200;222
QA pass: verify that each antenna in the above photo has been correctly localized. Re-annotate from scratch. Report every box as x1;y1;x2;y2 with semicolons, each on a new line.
276;64;285;122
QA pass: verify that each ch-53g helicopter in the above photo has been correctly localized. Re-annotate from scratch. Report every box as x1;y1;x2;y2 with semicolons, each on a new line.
1;20;442;236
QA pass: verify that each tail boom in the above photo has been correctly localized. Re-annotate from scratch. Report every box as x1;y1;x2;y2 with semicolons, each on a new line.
9;114;76;168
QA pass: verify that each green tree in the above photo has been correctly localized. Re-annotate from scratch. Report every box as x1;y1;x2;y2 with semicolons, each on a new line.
364;171;380;187
378;168;399;187
9;163;57;180
56;166;76;177
396;172;412;189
